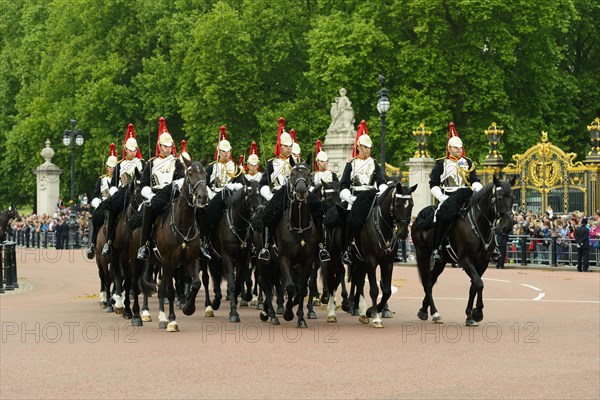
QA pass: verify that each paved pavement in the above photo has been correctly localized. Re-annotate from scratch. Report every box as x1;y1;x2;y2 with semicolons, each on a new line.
1;247;599;399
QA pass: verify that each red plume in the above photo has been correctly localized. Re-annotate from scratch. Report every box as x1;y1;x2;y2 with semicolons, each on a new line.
447;122;466;158
214;125;228;160
352;120;368;158
122;123;142;159
155;117;177;157
239;154;245;170
109;143;117;158
274;117;285;156
314;139;322;170
289;129;297;143
248;141;260;171
181;139;187;154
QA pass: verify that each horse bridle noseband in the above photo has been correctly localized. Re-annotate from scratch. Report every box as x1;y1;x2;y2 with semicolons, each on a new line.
373;187;413;254
468;184;511;250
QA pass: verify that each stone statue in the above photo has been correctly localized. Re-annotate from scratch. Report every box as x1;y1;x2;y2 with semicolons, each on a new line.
329;88;355;131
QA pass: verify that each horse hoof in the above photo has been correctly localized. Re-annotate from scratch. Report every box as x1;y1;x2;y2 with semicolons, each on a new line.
250;299;259;307
417;310;428;321
256;303;264;311
271;317;280;326
297;320;308;329
312;299;321;307
351;308;360;317
372;321;384;328
358;315;369;324
182;305;196;316
320;294;329;304
240;300;248;307
283;310;294;321
212;299;221;310
100;302;107;309
131;317;143;327
259;311;269;322
205;309;214;318
141;311;152;322
327;315;337;323
159;321;168;329
432;313;443;324
105;305;114;313
307;311;318;319
122;311;133;320
276;307;285;316
341;300;350;312
229;314;241;323
114;307;124;316
472;309;484;322
466;319;478;327
167;321;179;332
382;310;393;319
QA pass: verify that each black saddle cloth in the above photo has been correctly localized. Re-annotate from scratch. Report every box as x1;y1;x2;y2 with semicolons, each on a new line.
251;186;323;230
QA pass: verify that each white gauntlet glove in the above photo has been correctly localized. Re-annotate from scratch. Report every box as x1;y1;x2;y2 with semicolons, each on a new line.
141;186;155;202
225;182;243;191
109;186;118;196
173;178;184;190
431;186;448;203
472;181;483;192
260;186;273;201
207;186;216;200
91;198;101;209
377;183;388;195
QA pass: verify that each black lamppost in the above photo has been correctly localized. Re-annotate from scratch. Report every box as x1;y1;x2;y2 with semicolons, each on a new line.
62;119;84;202
62;119;84;249
377;74;390;169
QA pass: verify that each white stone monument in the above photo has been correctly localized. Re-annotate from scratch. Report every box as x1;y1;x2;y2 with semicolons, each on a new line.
405;157;435;218
34;140;62;217
323;88;356;174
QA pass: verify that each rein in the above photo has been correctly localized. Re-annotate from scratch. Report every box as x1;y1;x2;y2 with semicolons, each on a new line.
466;185;508;250
372;188;412;254
225;190;253;249
286;168;313;235
170;179;202;247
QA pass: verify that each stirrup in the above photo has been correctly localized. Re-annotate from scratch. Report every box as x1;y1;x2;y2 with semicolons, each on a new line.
137;246;149;261
86;246;95;260
199;246;212;261
432;249;442;262
319;248;331;262
258;248;270;261
342;251;352;265
101;242;111;256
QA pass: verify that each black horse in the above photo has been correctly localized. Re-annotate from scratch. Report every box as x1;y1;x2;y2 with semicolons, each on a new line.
347;182;417;328
256;163;320;328
138;159;209;331
0;204;20;242
412;176;516;326
199;177;263;323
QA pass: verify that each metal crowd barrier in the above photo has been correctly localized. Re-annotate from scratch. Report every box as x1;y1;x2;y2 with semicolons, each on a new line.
1;241;18;293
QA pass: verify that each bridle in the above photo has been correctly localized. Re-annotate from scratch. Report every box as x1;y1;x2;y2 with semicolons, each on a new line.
372;186;413;254
467;183;513;250
287;164;312;234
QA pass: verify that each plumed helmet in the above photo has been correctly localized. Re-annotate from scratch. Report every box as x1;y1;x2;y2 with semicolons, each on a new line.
357;134;372;147
218;139;232;152
316;151;328;162
179;140;191;162
448;136;463;148
279;132;293;147
292;142;301;155
247;154;260;165
106;156;118;168
446;122;466;158
158;132;174;147
125;137;138;151
155;117;177;156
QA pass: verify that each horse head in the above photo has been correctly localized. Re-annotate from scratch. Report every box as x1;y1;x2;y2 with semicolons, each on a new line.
390;182;417;240
128;169;144;211
492;175;516;235
8;203;21;222
321;180;340;210
243;176;264;214
184;160;209;209
289;163;311;202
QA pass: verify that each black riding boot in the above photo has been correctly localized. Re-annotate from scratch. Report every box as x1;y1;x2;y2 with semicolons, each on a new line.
137;205;154;261
101;210;117;255
432;222;450;263
199;234;212;261
319;223;330;262
86;221;96;259
258;227;270;261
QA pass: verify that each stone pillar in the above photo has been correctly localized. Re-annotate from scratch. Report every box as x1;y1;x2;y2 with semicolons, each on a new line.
405;157;435;218
323;88;356;175
33;140;62;217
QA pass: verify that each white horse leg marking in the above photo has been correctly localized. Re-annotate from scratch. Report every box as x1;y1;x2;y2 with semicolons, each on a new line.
205;305;214;317
100;291;107;303
326;291;337;322
141;310;152;322
158;311;168;323
358;295;369;324
112;293;124;309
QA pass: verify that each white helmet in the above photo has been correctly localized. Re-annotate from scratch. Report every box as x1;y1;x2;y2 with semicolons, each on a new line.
106;156;118;168
218;139;232;152
247;154;259;165
279;132;293;147
357;134;372;148
292;142;301;155
316;151;328;162
448;136;463;148
125;137;138;151
158;132;174;147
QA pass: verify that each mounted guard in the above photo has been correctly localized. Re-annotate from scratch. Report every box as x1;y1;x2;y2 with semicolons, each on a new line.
429;122;483;262
244;142;263;182
87;144;118;259
339;120;387;265
101;123;145;256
